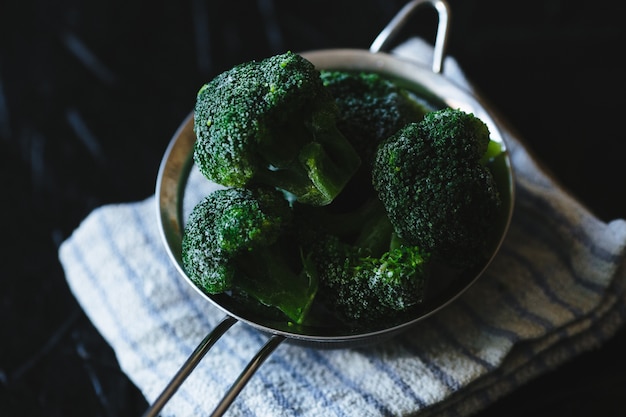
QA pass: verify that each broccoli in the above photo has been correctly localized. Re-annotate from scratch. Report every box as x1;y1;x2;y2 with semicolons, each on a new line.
320;70;430;166
181;186;318;324
295;197;430;324
372;108;502;268
193;51;361;206
184;54;506;328
312;235;429;325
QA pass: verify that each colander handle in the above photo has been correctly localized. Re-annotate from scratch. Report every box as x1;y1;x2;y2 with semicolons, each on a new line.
142;315;285;417
369;0;450;74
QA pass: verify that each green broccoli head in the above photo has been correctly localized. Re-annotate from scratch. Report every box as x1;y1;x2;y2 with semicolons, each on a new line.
193;52;361;206
181;186;317;324
182;186;291;293
185;58;507;328
320;70;429;167
297;195;429;324
372;108;502;268
312;234;429;324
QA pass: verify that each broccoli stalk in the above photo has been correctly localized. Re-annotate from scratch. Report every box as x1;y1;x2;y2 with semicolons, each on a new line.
193;52;361;206
181;186;317;324
234;245;318;323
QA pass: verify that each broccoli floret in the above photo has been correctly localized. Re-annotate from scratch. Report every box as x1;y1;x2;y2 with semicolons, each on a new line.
295;198;430;324
372;108;502;268
185;58;507;328
193;51;361;206
320;70;429;167
312;234;429;324
181;186;318;324
315;70;430;212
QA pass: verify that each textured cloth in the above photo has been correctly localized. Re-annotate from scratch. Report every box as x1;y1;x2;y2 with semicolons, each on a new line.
59;39;626;417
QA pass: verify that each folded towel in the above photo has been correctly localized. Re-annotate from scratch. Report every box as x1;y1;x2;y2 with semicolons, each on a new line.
59;38;626;417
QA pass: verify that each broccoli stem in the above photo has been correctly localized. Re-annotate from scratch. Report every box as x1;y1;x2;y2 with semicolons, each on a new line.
298;139;359;204
255;115;361;206
299;195;397;258
354;211;399;257
324;197;421;267
480;139;504;165
235;244;318;324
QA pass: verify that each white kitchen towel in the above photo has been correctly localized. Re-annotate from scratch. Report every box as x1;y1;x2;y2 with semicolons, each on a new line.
59;38;626;417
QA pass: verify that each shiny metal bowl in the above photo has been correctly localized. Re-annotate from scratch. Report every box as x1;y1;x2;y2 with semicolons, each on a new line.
148;1;515;415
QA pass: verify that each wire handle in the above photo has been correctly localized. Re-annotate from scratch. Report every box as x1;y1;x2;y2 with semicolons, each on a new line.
210;334;285;416
141;316;285;417
370;0;450;74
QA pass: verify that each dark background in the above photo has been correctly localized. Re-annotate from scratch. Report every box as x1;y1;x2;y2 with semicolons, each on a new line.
1;0;625;416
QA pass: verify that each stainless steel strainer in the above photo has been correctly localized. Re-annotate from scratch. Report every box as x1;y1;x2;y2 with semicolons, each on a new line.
146;1;515;415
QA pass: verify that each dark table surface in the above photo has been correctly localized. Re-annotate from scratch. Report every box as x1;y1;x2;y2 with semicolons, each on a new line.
2;0;625;416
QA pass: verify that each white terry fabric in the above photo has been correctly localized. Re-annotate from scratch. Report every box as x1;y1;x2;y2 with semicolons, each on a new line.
59;38;626;417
